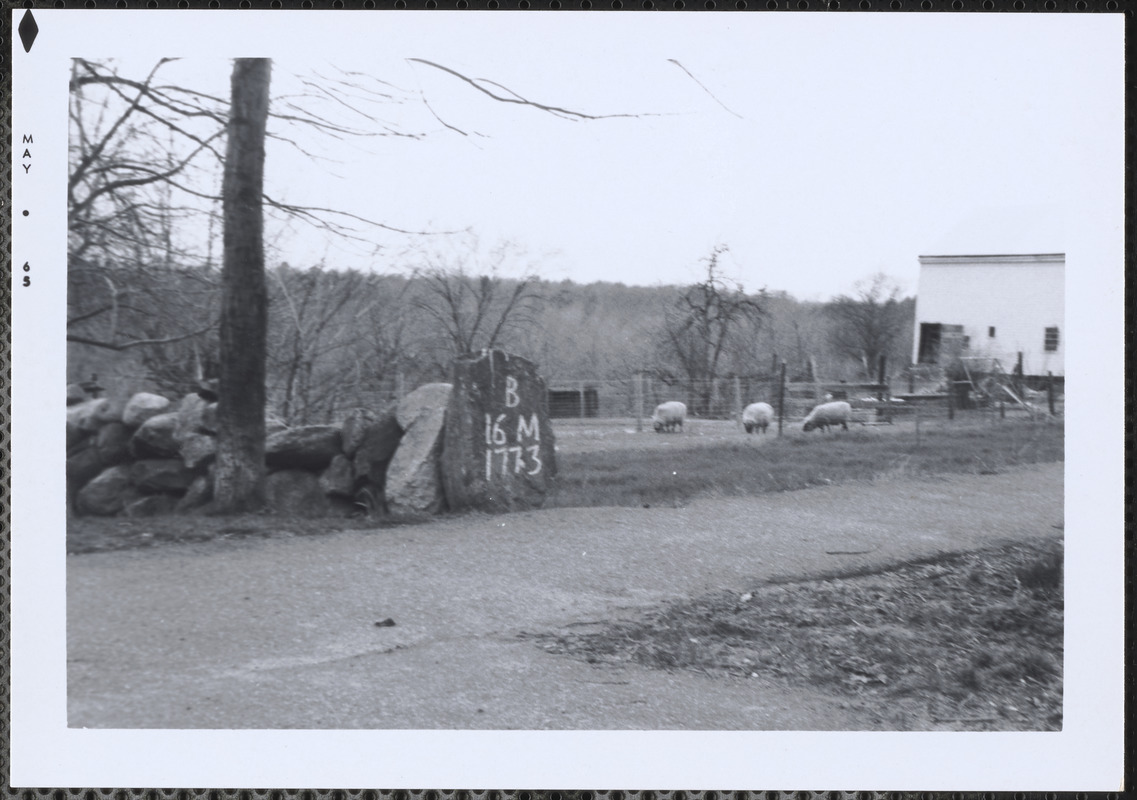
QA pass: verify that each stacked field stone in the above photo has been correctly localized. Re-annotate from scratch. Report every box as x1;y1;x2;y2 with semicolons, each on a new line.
67;350;556;519
67;388;404;518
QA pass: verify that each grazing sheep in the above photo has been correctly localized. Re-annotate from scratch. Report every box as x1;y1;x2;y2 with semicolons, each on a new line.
742;402;774;434
802;400;852;433
651;401;687;433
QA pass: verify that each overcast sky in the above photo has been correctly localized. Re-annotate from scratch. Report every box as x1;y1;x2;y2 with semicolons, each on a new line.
84;14;1115;299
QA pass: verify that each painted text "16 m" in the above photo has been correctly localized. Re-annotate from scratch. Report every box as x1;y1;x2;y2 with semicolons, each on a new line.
484;411;542;479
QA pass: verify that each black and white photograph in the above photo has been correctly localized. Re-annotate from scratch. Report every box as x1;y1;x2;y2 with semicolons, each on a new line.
8;8;1124;790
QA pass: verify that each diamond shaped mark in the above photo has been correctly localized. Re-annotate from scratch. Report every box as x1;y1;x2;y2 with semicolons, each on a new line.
19;10;39;53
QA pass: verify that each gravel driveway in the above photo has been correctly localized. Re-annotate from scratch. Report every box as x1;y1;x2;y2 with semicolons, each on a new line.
67;462;1062;730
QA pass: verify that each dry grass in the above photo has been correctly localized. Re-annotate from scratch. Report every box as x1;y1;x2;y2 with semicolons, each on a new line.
66;512;395;554
548;417;1063;509
68;417;1062;554
532;537;1064;731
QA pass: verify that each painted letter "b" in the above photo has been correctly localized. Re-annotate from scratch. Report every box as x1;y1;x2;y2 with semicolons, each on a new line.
504;375;520;408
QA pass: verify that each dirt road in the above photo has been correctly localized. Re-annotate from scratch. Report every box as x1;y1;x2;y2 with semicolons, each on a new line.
67;462;1062;730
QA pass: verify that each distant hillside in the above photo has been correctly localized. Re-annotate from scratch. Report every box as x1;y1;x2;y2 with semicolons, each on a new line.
68;263;914;424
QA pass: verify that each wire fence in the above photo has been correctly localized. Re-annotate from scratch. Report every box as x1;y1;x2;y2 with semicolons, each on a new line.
547;375;897;423
263;368;1065;428
543;372;1064;427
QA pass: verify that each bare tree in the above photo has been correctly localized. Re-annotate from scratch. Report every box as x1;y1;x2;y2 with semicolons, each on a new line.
661;245;764;414
351;274;416;401
67;54;681;515
267;263;370;424
67;59;225;366
214;58;272;513
409;241;544;366
826;272;912;379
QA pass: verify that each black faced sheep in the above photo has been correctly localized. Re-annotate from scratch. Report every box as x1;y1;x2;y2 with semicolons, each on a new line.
651;401;687;433
802;400;852;432
742;402;774;434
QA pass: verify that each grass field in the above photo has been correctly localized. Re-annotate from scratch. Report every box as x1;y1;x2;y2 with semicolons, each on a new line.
548;413;1064;509
67;414;1063;554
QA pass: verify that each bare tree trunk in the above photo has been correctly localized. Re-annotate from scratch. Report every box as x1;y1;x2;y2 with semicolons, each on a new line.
214;58;271;512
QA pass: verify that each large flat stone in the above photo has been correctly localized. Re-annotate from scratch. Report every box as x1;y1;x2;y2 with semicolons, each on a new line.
386;383;451;516
265;425;343;471
442;350;557;513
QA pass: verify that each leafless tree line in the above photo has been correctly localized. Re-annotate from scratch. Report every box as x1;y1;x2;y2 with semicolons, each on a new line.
67;55;911;511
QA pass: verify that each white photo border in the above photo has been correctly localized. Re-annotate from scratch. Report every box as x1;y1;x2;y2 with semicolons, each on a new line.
8;9;1126;791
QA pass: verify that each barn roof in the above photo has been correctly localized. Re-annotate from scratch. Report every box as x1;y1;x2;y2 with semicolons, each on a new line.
918;253;1066;264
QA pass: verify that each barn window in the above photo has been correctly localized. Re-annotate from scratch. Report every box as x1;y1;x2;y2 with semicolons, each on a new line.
1044;326;1060;352
988;326;996;338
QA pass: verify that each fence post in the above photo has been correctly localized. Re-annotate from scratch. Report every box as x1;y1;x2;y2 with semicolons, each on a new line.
877;354;887;422
777;361;787;437
1000;400;1005;420
579;380;586;420
1016;351;1024;399
915;403;921;446
635;371;644;432
734;376;743;429
1048;371;1055;415
947;384;955;421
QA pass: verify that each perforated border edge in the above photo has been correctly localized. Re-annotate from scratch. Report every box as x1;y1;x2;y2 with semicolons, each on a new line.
0;3;1130;799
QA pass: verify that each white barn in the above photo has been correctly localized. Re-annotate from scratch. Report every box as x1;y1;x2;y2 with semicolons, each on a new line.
912;253;1065;378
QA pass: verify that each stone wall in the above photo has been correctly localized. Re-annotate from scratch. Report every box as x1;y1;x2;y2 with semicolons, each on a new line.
67;350;556;519
67;387;404;518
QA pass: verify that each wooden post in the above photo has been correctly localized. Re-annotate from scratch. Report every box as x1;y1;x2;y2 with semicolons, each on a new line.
777;362;787;437
1000;400;1006;420
915;403;921;446
947;384;955;421
734;375;743;430
1016;351;1024;398
1047;371;1055;415
876;354;887;422
635;371;644;433
579;380;586;420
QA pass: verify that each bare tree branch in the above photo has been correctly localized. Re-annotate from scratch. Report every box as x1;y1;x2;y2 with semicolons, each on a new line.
407;58;653;121
667;59;744;120
67;322;216;352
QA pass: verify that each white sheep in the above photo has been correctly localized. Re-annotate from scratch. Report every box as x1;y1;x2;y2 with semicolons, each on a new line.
651;401;687;433
802;400;852;432
742;402;774;434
